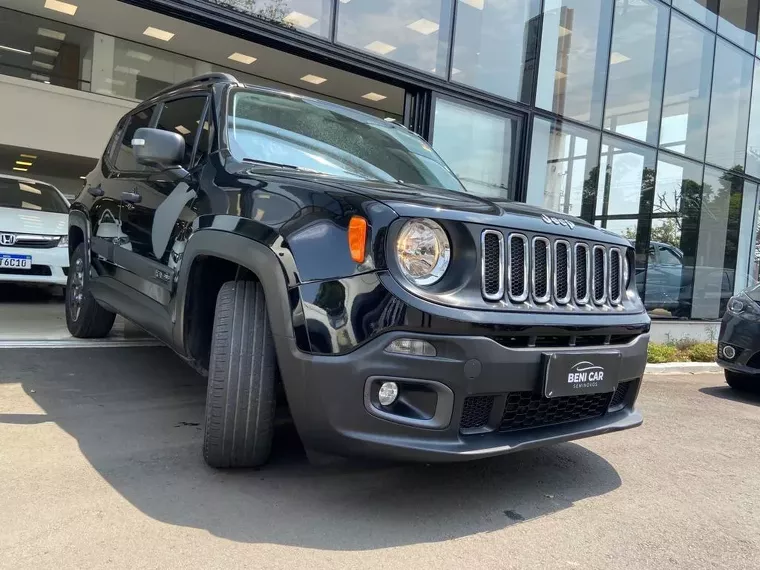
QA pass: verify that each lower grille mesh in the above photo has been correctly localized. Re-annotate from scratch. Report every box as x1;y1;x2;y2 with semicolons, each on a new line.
499;391;611;432
609;380;633;409
461;395;495;430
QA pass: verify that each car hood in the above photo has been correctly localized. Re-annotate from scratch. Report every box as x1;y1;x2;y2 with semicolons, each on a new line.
258;171;628;246
0;207;68;235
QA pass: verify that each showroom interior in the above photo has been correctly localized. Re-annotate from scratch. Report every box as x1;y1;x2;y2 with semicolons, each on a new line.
2;0;760;343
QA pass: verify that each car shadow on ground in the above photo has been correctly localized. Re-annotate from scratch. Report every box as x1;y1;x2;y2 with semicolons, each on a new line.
1;346;622;550
0;283;62;303
699;385;760;406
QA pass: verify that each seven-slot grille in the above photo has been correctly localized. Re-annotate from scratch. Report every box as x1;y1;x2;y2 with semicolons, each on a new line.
481;229;626;308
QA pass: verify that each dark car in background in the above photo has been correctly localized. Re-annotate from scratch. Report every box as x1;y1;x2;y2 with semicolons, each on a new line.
638;241;734;318
717;284;760;391
65;73;650;468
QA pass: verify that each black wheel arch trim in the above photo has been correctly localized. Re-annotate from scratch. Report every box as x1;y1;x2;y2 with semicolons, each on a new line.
172;228;297;354
68;208;91;265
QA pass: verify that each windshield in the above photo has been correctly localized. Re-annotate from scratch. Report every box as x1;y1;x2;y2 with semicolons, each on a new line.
0;178;68;213
227;89;465;191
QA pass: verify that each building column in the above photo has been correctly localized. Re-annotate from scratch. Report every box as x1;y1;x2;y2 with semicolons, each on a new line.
90;33;116;96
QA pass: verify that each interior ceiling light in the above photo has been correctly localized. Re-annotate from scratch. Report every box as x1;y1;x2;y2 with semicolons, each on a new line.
283;11;317;29
44;0;78;16
37;27;66;41
362;92;387;102
126;50;153;62
80;176;86;179
609;51;630;64
300;74;327;85
105;77;126;86
19;183;42;195
20;154;37;159
460;0;484;8
31;73;51;82
175;125;191;135
34;46;59;57
15;161;33;167
406;18;439;35
143;26;174;41
0;44;32;55
364;41;396;55
13;167;28;172
339;0;352;3
228;52;257;65
115;65;140;75
32;60;54;70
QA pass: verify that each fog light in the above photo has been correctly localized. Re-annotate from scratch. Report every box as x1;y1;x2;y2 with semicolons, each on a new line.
385;338;436;356
722;345;736;360
378;382;399;406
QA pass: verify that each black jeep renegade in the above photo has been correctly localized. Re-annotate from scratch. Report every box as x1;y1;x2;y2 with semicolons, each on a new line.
66;73;649;468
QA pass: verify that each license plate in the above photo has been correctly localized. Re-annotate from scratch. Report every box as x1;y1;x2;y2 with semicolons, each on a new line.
0;253;32;270
543;351;622;398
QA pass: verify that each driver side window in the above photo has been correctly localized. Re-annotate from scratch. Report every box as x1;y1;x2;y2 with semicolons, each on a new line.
154;96;209;168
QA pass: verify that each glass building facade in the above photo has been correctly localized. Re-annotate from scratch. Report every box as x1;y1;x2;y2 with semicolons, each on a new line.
5;0;760;321
194;0;760;321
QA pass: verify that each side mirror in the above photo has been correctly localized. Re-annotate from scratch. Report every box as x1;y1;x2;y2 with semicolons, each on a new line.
133;127;185;167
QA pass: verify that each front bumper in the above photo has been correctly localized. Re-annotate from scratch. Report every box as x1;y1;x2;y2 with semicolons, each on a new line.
717;313;760;375
0;245;68;286
280;331;648;462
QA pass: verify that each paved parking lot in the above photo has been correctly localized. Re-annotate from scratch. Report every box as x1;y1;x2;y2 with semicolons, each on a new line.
1;347;759;570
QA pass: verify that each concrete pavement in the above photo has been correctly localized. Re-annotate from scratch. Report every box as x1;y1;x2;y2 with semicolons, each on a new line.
0;347;758;569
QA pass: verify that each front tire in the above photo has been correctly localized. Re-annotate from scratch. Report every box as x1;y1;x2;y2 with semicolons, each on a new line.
65;243;116;338
725;370;758;392
203;280;277;468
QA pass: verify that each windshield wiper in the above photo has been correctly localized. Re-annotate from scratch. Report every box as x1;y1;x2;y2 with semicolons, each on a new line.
242;158;303;170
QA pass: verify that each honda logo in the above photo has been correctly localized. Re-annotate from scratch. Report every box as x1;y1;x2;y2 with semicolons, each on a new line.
0;233;17;246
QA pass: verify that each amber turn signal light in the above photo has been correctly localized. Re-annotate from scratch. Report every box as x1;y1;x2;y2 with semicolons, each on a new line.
348;216;368;263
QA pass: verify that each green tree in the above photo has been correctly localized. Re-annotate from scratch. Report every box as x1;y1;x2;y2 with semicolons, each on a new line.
208;0;291;24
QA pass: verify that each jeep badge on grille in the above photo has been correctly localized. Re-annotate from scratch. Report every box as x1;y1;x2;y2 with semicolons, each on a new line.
541;214;575;230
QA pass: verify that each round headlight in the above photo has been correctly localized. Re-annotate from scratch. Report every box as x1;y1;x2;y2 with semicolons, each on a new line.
395;218;450;286
728;297;745;314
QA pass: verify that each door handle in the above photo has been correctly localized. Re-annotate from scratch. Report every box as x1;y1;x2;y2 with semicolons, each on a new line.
87;186;104;197
120;191;142;204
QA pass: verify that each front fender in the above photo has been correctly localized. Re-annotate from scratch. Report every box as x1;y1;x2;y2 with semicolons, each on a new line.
172;228;297;352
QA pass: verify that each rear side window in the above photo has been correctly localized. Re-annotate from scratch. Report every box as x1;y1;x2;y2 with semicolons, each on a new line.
114;106;156;172
154;96;209;168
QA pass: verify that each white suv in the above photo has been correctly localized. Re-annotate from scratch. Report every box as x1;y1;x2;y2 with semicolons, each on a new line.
0;174;70;287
